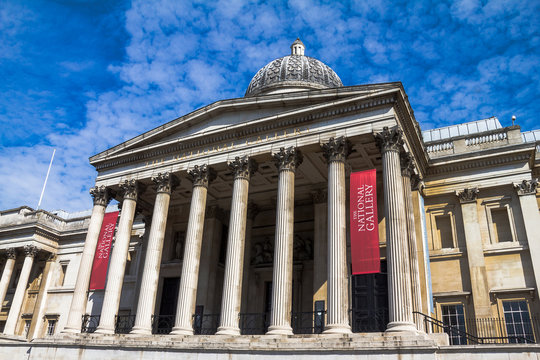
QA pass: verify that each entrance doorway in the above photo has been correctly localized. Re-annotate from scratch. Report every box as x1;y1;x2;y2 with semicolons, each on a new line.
350;260;388;332
156;277;180;333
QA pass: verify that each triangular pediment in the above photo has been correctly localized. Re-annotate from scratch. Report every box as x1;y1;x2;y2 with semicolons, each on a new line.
90;83;406;169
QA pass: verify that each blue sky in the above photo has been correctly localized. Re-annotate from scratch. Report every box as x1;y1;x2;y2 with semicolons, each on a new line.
1;0;539;212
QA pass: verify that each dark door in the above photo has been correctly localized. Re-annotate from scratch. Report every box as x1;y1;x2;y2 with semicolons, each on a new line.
156;277;180;333
351;260;388;332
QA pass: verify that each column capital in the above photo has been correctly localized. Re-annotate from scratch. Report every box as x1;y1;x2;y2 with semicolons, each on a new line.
90;186;115;207
152;172;179;194
273;147;303;172
189;164;216;188
456;187;479;203
247;202;259;220
321;136;353;163
400;152;415;178
411;174;424;193
23;245;39;258
514;179;538;196
119;179;144;200
375;126;404;154
5;248;16;260
311;189;327;204
228;156;258;180
46;252;57;262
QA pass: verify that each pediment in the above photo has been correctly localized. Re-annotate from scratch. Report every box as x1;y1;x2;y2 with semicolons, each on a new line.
90;83;410;171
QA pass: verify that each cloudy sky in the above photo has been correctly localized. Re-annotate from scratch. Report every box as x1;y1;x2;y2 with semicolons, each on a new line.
1;0;539;212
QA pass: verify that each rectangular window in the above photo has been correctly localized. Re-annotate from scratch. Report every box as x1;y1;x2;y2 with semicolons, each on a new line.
503;300;534;343
46;320;56;336
435;215;454;249
58;263;68;286
441;304;467;345
491;209;512;242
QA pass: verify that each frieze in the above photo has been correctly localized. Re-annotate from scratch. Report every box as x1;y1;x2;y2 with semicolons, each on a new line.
94;95;397;172
427;153;531;176
514;179;538;196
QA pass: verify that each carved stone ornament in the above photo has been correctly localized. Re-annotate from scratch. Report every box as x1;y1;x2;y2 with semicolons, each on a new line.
90;185;114;207
514;179;538;196
251;238;274;265
375;126;404;153
247;202;259;220
411;174;424;193
400;152;415;178
228;156;258;180
321;136;353;163
152;172;180;194
119;179;143;200
24;245;39;258
311;189;327;204
273;147;303;172
456;187;479;203
46;253;57;262
189;164;217;188
5;247;16;260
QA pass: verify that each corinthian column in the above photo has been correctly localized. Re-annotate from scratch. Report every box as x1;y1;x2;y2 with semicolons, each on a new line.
514;180;540;302
0;248;16;312
375;126;416;332
3;245;39;335
401;153;424;331
321;137;352;334
131;173;179;335
217;156;258;335
96;180;142;334
266;147;302;335
63;186;114;333
171;164;216;335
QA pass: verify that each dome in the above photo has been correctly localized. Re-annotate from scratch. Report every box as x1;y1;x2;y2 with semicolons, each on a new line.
245;39;343;97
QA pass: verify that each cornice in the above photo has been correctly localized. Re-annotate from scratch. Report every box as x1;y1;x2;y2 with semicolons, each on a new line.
93;89;400;172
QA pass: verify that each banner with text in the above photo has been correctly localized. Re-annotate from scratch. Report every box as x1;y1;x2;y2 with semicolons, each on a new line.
89;211;119;290
350;169;380;274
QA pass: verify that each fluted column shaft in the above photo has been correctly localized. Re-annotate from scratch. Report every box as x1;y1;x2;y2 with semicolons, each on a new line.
171;165;215;335
96;180;140;334
131;173;178;335
63;186;113;333
217;157;257;335
0;249;16;311
267;147;302;335
376;127;416;332
401;154;424;331
322;137;352;334
4;245;38;335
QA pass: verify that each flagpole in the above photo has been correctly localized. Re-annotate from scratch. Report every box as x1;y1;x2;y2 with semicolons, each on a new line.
37;149;56;210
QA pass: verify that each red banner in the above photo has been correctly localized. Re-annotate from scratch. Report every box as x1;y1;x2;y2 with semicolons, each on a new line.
350;169;380;274
89;211;119;290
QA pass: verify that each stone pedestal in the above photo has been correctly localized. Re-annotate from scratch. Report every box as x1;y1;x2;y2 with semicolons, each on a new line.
131;173;178;335
217;157;257;335
375;127;416;333
321;137;352;334
4;245;38;335
96;180;141;334
171;165;215;335
267;147;302;335
0;248;16;311
63;186;113;333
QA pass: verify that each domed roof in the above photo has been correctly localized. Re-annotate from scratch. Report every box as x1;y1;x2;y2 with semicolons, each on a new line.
245;39;343;97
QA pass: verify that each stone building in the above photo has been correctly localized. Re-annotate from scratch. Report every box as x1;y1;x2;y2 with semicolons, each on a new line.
0;39;539;359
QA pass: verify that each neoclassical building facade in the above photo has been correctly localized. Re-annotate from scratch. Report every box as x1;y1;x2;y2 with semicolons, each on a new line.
0;40;539;359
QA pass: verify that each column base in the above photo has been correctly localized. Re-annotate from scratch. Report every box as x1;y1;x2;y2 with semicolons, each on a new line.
216;326;240;336
169;326;193;336
385;321;417;333
129;326;152;335
323;324;352;334
266;325;293;335
94;327;115;335
60;326;81;334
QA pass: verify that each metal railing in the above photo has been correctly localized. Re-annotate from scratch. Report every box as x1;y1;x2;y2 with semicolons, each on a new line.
239;312;269;335
350;309;388;333
193;313;220;335
152;315;175;334
291;311;325;334
81;314;100;333
414;311;537;345
115;314;136;334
